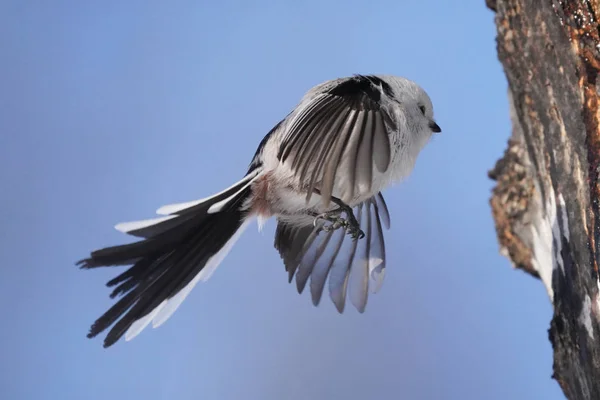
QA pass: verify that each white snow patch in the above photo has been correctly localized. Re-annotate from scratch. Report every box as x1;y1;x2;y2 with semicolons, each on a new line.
550;203;565;276
580;294;594;339
558;193;570;242
595;279;600;322
529;189;558;300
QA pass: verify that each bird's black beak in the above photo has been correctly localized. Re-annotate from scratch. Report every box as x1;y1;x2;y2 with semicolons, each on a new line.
429;121;441;133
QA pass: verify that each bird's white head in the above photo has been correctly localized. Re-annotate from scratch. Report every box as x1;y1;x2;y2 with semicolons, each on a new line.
381;75;441;138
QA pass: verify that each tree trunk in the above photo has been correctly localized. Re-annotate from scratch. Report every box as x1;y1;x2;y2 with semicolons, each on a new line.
486;0;600;398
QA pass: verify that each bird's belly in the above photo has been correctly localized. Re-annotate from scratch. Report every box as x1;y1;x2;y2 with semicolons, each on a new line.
256;156;395;227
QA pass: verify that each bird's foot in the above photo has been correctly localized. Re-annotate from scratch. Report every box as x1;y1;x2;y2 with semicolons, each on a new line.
312;206;365;240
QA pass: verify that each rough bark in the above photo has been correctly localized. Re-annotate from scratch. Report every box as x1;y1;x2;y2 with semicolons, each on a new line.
487;1;600;399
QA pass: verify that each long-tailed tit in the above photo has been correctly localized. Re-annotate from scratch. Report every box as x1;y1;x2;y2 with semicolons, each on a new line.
79;74;441;347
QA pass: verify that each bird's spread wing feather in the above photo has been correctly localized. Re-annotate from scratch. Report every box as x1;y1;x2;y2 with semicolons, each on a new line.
277;75;396;206
273;193;390;313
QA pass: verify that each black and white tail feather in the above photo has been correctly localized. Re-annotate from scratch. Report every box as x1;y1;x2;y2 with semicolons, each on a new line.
79;174;390;347
78;171;261;348
79;74;440;348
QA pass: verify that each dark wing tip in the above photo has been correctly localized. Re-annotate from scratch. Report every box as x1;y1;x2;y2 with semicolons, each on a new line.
360;75;394;98
328;75;383;106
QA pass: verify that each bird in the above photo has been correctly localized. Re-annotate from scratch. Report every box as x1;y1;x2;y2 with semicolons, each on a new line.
78;74;441;348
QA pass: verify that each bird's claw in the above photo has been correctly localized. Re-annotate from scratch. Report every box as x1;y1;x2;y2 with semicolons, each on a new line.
349;226;366;240
312;209;365;240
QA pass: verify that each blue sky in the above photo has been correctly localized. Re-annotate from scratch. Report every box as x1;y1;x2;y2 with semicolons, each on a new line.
1;1;565;399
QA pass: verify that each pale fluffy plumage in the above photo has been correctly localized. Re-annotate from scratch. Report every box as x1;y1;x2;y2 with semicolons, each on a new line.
79;74;440;348
257;75;437;218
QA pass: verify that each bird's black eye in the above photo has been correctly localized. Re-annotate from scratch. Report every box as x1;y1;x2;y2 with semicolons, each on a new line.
419;105;426;114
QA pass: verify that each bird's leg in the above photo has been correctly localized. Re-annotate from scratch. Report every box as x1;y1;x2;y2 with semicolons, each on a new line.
312;209;345;232
310;191;365;240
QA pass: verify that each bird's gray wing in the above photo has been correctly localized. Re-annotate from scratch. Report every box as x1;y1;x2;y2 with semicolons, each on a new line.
277;75;396;206
273;193;390;313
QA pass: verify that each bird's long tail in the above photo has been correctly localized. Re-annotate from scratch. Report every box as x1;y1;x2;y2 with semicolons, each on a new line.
78;171;260;348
